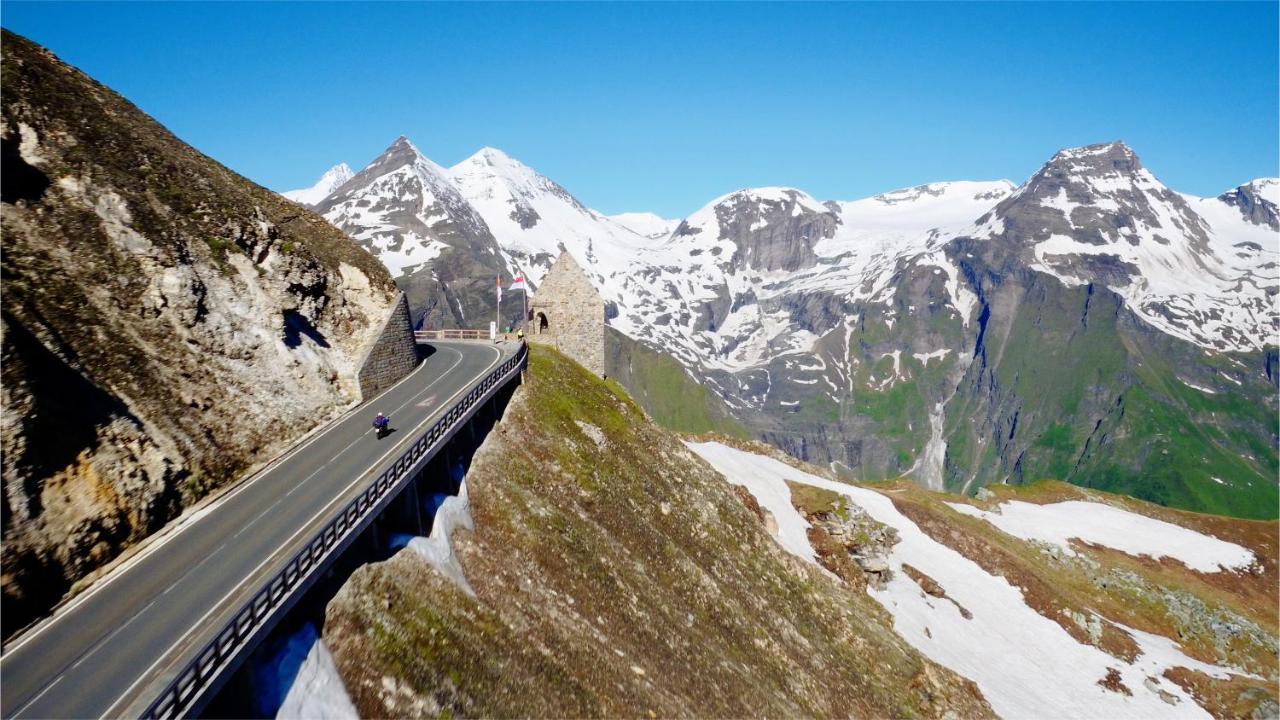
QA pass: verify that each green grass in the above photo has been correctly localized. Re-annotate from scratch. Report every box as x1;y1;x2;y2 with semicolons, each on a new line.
604;328;749;438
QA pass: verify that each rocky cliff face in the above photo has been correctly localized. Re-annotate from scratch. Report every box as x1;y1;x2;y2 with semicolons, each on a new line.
0;31;400;633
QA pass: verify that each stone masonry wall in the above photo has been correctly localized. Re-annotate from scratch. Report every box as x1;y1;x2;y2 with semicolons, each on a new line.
527;254;605;377
358;293;419;400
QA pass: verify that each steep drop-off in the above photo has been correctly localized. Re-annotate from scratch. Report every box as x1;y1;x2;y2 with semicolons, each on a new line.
1;31;401;634
322;346;991;718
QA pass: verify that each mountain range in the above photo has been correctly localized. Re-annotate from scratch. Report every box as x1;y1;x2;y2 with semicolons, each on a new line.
284;137;1278;519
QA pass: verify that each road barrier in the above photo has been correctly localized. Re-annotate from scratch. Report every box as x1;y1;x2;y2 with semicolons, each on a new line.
141;343;528;719
415;329;492;341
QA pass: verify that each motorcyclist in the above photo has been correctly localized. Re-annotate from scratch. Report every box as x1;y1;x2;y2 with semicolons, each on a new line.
372;412;390;438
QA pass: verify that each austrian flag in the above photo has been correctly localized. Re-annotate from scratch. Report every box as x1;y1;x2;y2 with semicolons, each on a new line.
508;274;528;292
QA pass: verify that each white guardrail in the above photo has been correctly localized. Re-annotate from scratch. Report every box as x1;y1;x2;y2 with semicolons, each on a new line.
140;343;527;719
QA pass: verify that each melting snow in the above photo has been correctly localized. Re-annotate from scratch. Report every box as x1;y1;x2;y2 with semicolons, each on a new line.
913;348;952;367
277;623;359;720
686;441;1250;719
945;500;1255;573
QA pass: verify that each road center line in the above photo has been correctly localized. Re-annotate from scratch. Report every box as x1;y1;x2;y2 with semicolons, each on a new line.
98;343;504;719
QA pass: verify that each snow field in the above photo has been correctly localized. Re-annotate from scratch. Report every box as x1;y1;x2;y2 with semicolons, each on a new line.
945;500;1255;573
686;441;1250;719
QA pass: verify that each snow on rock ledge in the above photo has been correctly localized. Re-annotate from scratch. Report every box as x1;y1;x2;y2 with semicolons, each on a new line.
945;500;1256;573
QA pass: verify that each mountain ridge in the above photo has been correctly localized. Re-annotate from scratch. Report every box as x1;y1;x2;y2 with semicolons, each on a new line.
284;137;1278;517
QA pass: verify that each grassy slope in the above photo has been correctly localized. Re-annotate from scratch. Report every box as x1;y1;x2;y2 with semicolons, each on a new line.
945;275;1278;520
605;326;750;438
323;346;991;718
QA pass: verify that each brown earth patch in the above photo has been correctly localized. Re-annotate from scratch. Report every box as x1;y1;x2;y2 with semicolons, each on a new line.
806;525;868;592
1163;666;1280;719
1097;667;1132;696
900;564;973;620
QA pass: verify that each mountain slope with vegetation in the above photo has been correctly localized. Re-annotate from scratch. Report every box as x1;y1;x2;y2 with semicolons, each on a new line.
322;345;991;718
1;31;399;634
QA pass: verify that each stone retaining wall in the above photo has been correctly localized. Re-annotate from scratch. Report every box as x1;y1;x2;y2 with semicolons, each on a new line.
357;293;419;400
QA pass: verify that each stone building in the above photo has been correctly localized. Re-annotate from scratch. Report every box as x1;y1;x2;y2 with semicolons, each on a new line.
526;253;605;377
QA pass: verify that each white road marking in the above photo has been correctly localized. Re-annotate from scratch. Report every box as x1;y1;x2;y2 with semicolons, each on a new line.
11;675;63;717
0;351;442;659
98;344;504;719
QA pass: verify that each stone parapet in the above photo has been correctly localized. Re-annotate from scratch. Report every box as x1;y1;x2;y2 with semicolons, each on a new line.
358;293;419;400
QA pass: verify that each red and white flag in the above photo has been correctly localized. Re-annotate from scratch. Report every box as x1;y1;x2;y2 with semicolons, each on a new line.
508;274;528;292
496;276;502;303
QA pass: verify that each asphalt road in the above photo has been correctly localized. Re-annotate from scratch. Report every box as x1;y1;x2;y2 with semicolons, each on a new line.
0;340;514;719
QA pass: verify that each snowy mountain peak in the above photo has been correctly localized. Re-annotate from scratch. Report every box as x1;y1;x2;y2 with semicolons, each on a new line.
281;162;355;206
313;136;499;291
1216;178;1280;230
982;142;1276;352
473;146;513;163
1047;140;1140;171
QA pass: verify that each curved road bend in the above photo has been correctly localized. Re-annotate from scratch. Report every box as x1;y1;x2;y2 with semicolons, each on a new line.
1;340;515;719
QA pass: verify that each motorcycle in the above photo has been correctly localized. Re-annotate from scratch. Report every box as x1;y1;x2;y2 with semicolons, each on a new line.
372;415;391;439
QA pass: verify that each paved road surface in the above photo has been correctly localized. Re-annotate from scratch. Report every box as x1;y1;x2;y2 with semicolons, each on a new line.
0;341;513;719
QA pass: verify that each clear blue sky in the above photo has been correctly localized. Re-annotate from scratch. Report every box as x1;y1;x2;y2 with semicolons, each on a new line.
4;2;1277;218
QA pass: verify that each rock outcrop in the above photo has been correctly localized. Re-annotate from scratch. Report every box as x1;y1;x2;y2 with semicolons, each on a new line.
1;31;402;634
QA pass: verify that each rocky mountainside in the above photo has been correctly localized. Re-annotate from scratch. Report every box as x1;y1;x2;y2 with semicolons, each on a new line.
291;140;1277;518
1;31;400;633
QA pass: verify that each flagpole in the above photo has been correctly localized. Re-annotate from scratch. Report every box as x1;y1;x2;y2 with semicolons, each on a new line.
496;276;501;339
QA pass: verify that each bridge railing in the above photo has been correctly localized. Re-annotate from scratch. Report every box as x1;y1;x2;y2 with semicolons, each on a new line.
416;329;492;341
141;343;528;720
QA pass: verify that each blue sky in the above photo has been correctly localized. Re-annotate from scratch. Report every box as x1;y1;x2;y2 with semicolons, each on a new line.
4;2;1277;218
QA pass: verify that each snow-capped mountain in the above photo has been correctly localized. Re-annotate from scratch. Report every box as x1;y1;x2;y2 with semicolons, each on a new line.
447;147;652;286
313;137;509;327
969;142;1278;352
291;138;1278;516
282;163;354;205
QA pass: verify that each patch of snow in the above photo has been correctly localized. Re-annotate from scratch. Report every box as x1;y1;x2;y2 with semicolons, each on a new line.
1180;379;1217;394
913;349;952;367
686;441;1247;720
407;481;477;596
277;623;359;720
945;500;1255;573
